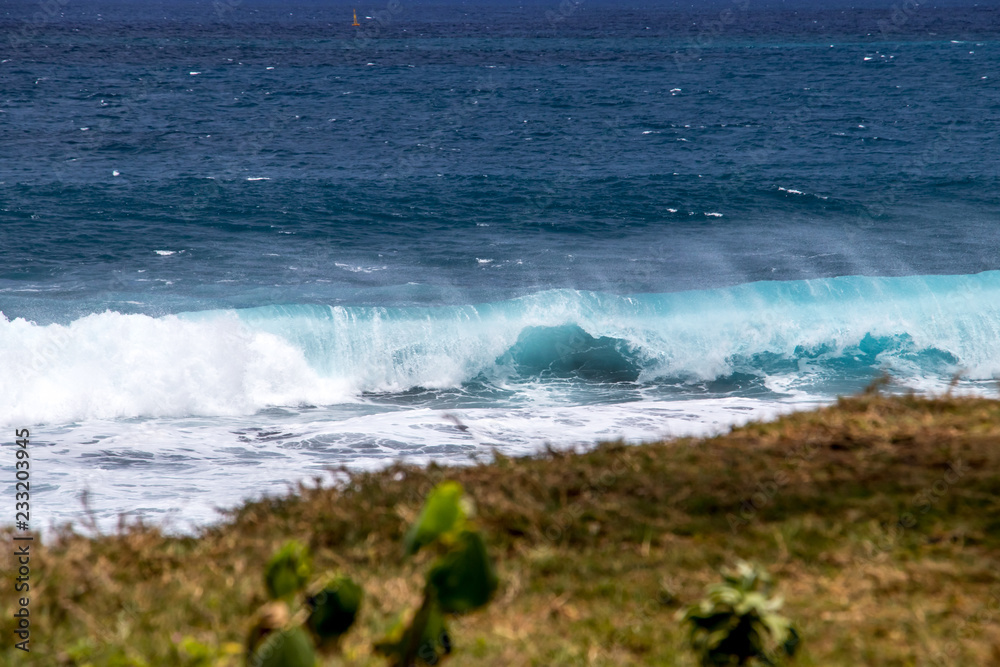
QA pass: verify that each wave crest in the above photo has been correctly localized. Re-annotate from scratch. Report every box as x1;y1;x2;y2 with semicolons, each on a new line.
4;271;1000;425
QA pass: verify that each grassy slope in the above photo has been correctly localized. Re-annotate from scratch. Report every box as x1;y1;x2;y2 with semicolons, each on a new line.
4;391;1000;666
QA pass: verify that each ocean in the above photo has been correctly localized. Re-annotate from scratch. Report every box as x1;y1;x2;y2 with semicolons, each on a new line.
2;0;999;531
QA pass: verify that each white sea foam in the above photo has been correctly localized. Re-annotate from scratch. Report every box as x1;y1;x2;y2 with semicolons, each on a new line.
12;271;1000;534
0;311;355;427
6;272;1000;429
334;262;386;273
28;395;822;533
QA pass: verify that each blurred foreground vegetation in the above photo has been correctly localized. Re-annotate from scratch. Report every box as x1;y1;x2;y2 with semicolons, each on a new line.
4;390;1000;665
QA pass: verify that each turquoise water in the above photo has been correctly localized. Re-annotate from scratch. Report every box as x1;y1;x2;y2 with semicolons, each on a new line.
2;0;999;529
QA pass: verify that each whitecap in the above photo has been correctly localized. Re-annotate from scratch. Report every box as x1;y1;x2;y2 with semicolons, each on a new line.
334;263;387;274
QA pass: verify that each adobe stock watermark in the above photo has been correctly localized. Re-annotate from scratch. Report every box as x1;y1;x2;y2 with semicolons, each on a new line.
929;584;1000;666
12;429;33;653
546;0;584;26
876;0;922;38
725;439;821;534
673;0;750;72
380;75;501;181
11;322;74;390
7;0;69;51
590;587;667;662
861;119;958;224
539;451;636;544
212;0;243;21
855;458;967;568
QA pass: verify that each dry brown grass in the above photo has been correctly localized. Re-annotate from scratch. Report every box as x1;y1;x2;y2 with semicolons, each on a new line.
3;391;1000;665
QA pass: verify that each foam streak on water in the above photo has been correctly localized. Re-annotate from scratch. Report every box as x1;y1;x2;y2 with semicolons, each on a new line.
31;397;820;532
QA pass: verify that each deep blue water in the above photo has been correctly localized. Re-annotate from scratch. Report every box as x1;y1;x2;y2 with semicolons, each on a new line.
2;0;1000;528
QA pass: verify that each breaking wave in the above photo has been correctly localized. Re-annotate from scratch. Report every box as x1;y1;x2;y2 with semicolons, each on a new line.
4;271;1000;425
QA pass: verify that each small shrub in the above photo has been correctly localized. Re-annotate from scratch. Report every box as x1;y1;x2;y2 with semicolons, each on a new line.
680;561;799;666
244;480;497;666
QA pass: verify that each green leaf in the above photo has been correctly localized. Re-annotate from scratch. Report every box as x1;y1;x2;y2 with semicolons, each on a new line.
264;540;312;600
177;635;214;666
404;481;466;557
247;626;316;667
374;595;451;666
427;530;498;614
782;626;801;657
307;575;363;645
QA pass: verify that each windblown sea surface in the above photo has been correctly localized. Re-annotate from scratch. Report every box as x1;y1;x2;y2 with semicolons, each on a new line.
2;0;1000;531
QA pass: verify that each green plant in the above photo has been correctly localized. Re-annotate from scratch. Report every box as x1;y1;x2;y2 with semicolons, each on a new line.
264;540;312;600
306;575;364;650
404;481;468;556
427;530;497;614
250;626;316;667
245;480;497;666
376;480;497;667
246;600;317;667
373;593;451;667
680;561;799;666
248;541;350;667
